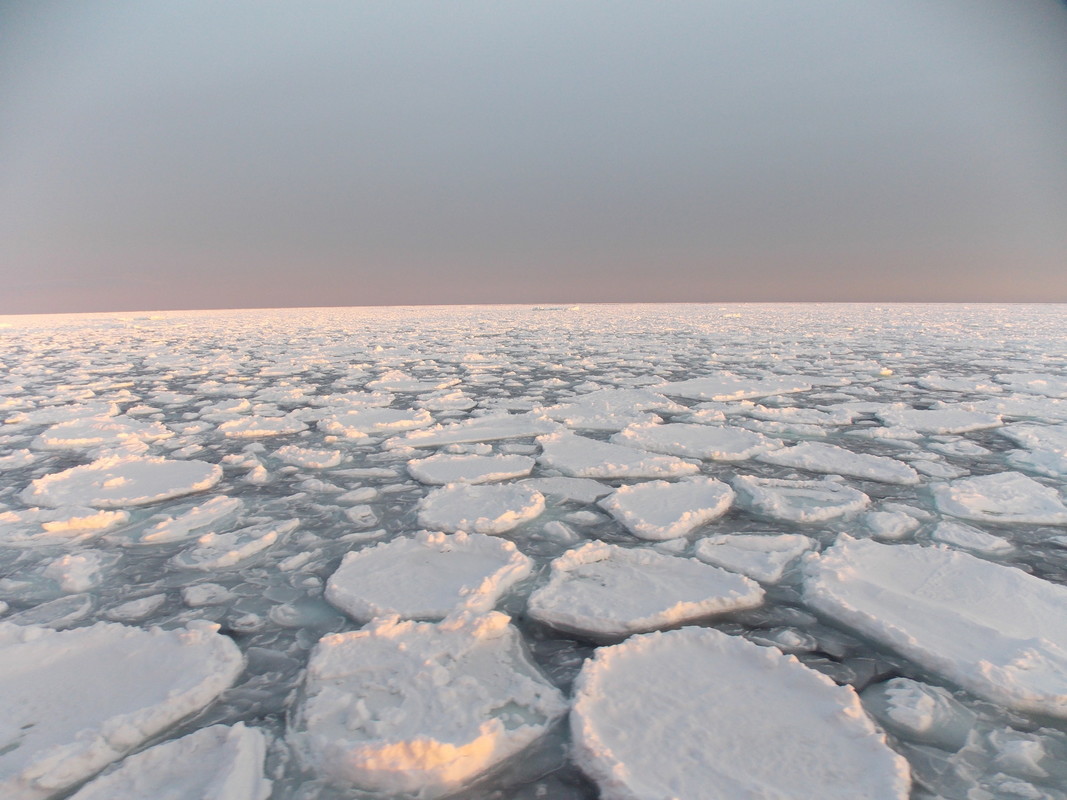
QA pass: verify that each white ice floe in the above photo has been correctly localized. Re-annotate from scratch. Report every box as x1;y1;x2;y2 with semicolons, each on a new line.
386;413;561;448
610;421;781;461
406;453;535;485
170;519;298;570
309;390;394;408
415;389;476;411
4;594;94;629
4;402;118;427
874;406;1003;434
325;531;533;621
917;373;1002;394
862;510;920;541
571;626;910;800
182;582;236;607
103;593;166;622
0;449;36;470
655;372;813;401
42;552;107;593
123;495;244;545
273;444;342;469
732;475;870;523
756;441;920;485
0;507;128;547
996;372;1067;399
217;413;308;438
32;416;172;451
418;483;545;534
931;519;1015;555
317;407;433;438
861;678;976;752
932;472;1067;526
804;536;1067;717
536;431;699;480
998;423;1067;452
527;541;763;637
22;456;222;508
520;477;613;504
67;723;271;800
597;477;734;540
289;612;567;799
0;621;244;800
694;533;816;583
365;369;461;392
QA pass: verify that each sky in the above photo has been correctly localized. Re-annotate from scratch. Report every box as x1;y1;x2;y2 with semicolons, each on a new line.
2;1;1066;313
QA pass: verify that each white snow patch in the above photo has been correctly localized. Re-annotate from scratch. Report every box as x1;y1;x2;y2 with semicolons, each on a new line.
874;406;1003;434
932;472;1067;526
317;407;433;438
597;477;734;540
407;453;534;485
527;541;763;637
289;612;566;798
273;444;341;469
611;421;781;461
325;531;533;621
537;431;699;479
931;519;1015;555
694;533;816;583
571;626;910;800
804;536;1067;717
757;442;920;485
732;475;870;523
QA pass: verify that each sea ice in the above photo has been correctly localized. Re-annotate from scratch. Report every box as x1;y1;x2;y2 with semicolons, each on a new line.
217;413;308;438
406;453;535;485
537;431;700;479
289;612;567;798
527;541;763;637
520;476;613;504
732;475;870;523
21;456;222;508
804;536;1067;717
757;442;920;484
693;533;816;583
0;507;128;547
571;626;910;800
67;723;271;800
597;477;734;540
861;678;976;752
122;495;244;545
874;406;1003;434
386;413;561;448
655;372;813;401
32;416;172;450
932;472;1067;526
273;444;342;468
417;483;545;534
611;420;781;461
317;407;433;438
0;621;244;800
324;531;533;621
170;519;299;570
932;519;1015;555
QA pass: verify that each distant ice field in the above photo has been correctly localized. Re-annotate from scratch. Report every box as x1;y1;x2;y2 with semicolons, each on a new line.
2;303;1067;799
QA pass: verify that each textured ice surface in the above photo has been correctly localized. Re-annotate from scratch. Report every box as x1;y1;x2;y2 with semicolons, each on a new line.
757;441;920;484
407;452;535;485
537;430;700;479
0;621;244;800
2;303;1067;798
571;626;910;800
170;519;298;570
805;536;1067;716
325;531;533;620
418;483;545;533
289;613;567;798
67;723;271;800
22;456;222;508
597;477;734;540
527;541;763;637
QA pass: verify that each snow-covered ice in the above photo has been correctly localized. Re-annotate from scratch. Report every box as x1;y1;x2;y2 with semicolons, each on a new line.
932;471;1067;526
610;420;781;461
22;456;222;508
536;430;700;479
324;531;533;620
571;626;910;799
417;482;545;534
0;621;244;800
597;477;734;540
757;441;920;484
693;532;816;583
732;475;870;522
804;536;1067;716
289;612;567;798
527;541;763;637
406;452;535;485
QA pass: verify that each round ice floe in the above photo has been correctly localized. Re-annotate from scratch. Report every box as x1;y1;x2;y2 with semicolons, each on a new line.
874;406;1002;434
32;415;172;450
21;456;222;508
571;626;910;800
407;453;535;485
273;444;341;469
537;431;700;479
931;519;1014;555
289;612;567;799
0;621;244;800
527;542;763;637
388;413;562;449
804;536;1067;717
217;413;308;438
122;495;244;545
521;476;613;504
325;531;533;621
732;475;870;523
0;507;129;547
418;483;545;534
170;519;298;571
597;477;734;540
655;373;813;401
4;402;118;427
861;678;976;752
611;421;781;461
932;471;1067;526
756;442;920;485
317;407;433;438
68;723;271;800
694;533;816;583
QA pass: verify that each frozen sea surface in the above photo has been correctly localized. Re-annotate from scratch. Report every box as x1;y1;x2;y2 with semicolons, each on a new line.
1;303;1067;799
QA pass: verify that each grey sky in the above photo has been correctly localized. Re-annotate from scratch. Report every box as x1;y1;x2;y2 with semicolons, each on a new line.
2;1;1066;313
